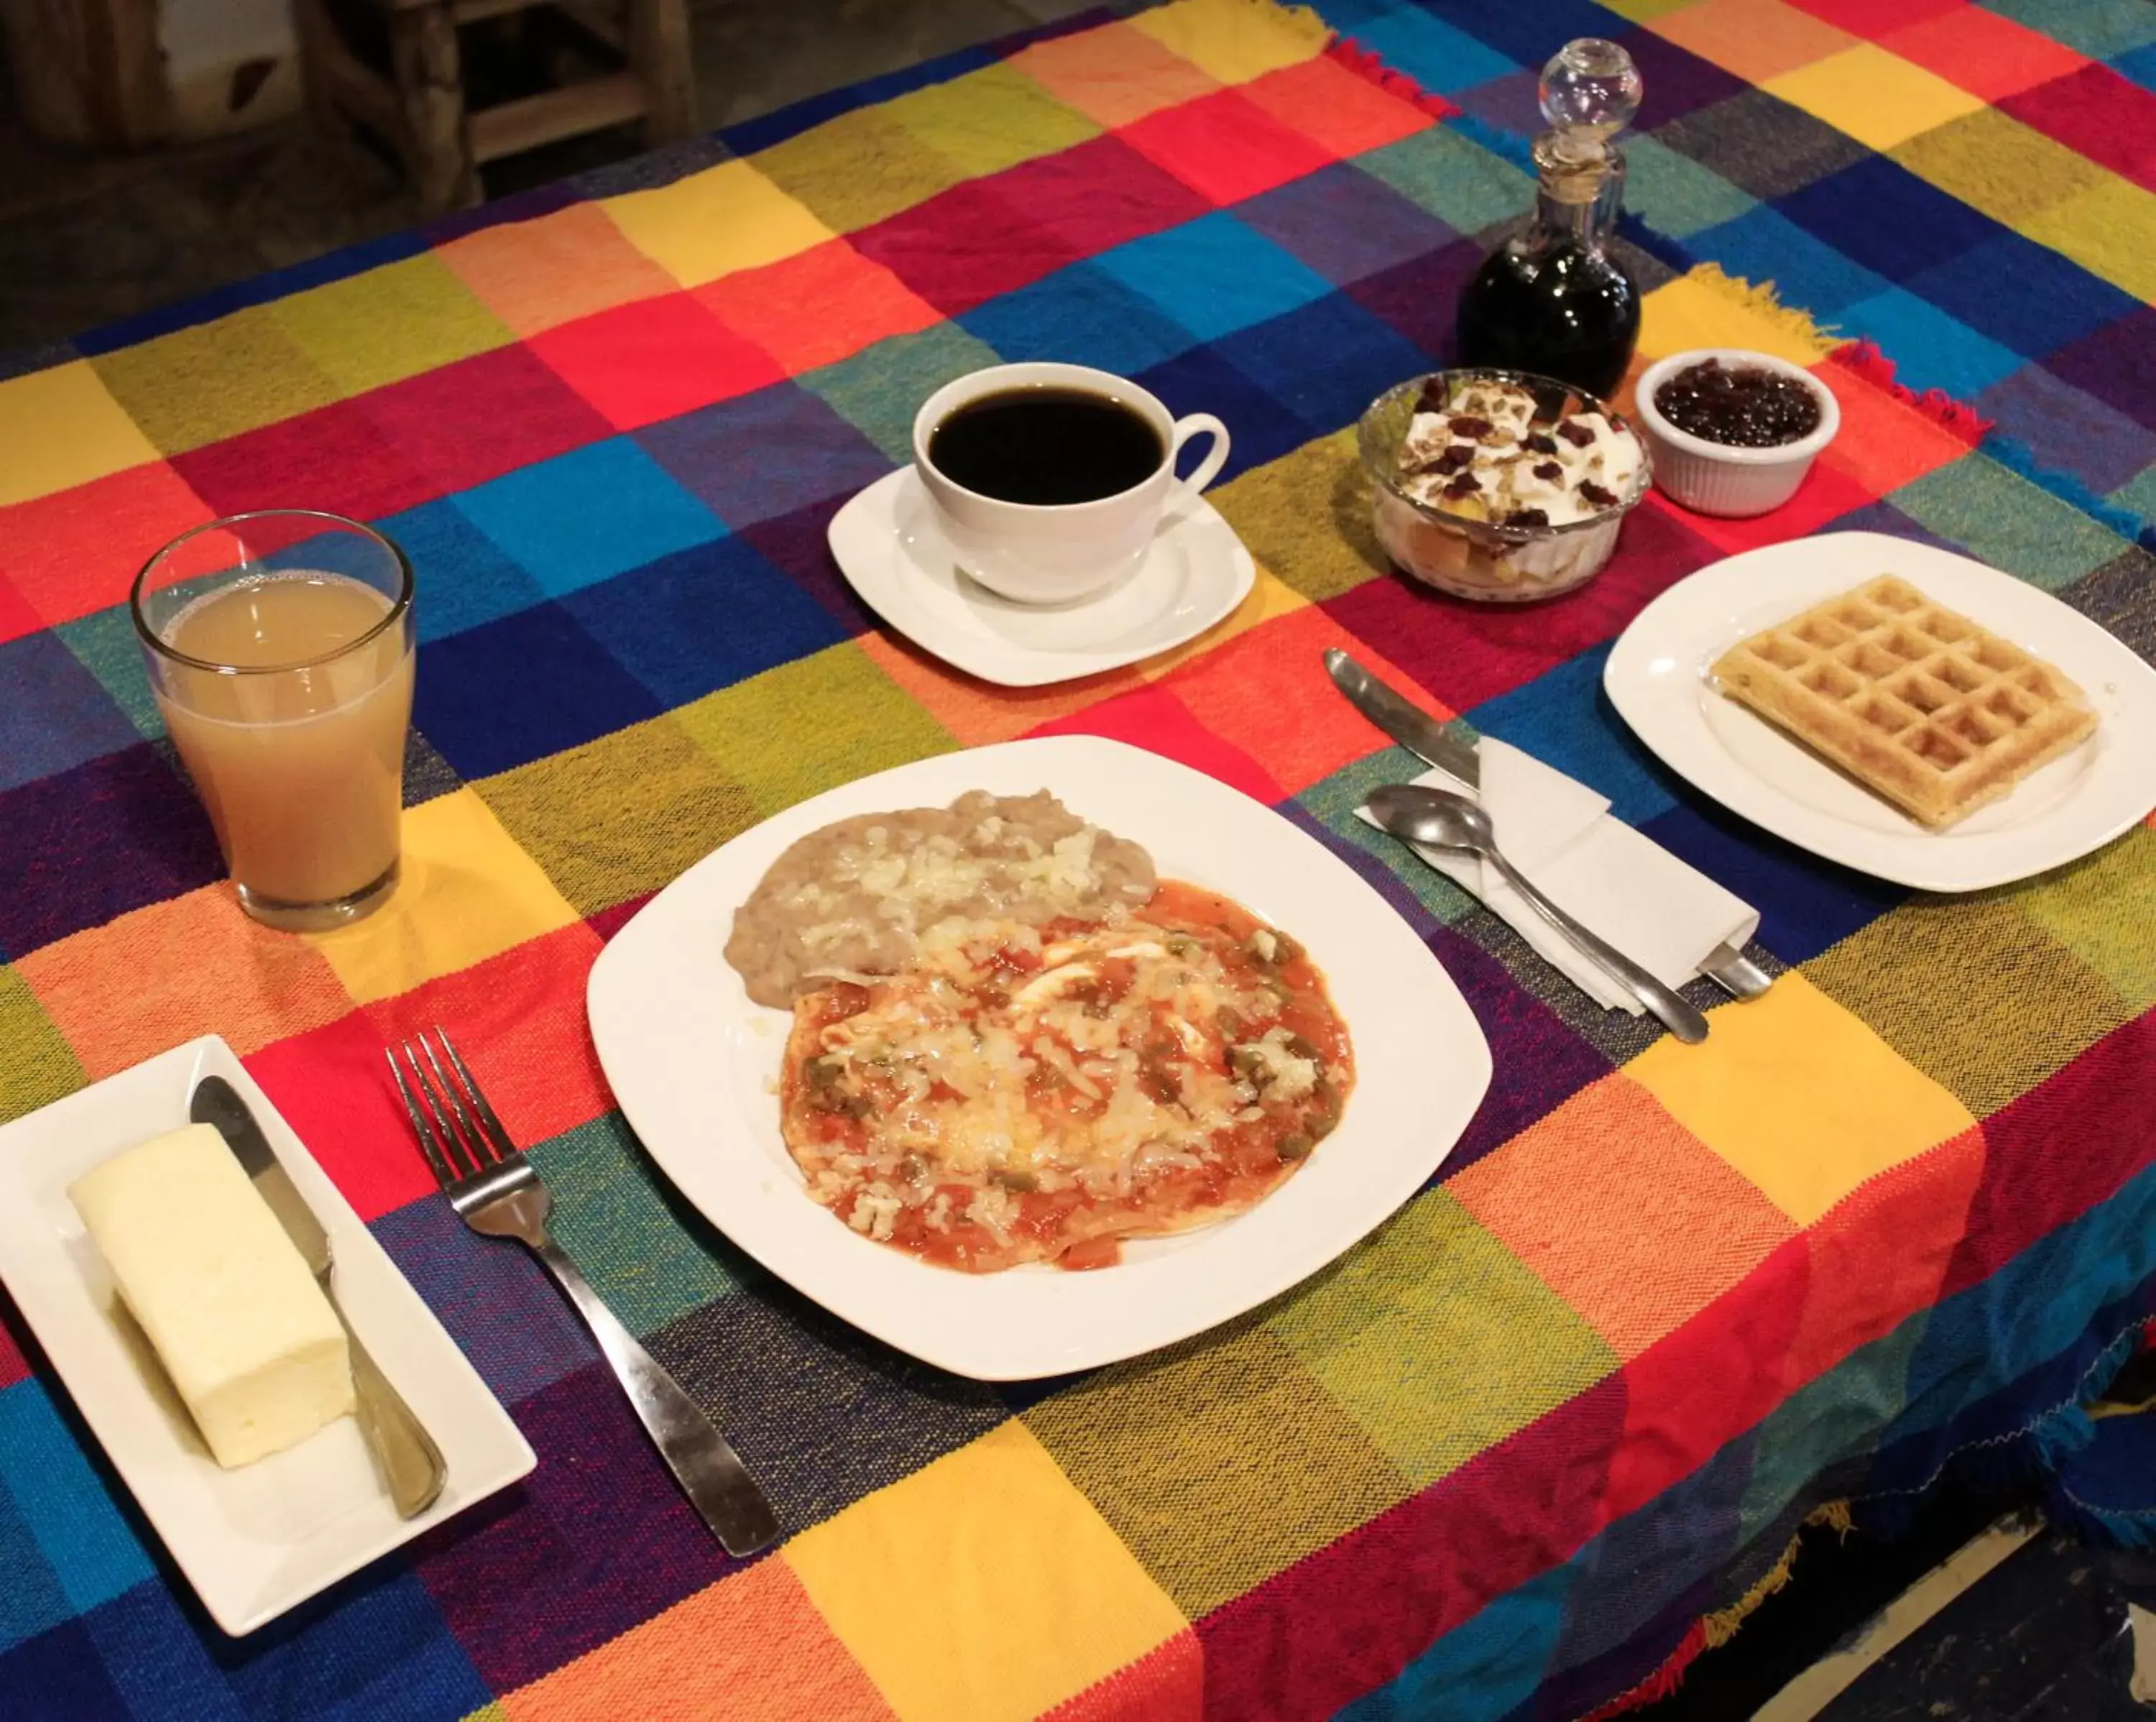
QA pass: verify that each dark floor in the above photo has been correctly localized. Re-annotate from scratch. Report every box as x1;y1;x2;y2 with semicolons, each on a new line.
1642;1478;2156;1718
0;0;1095;353
1829;1529;2150;1721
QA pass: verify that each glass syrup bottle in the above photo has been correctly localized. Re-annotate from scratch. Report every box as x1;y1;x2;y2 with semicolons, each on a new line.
1455;38;1644;400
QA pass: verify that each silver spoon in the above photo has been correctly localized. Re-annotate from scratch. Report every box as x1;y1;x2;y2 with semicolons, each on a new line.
1366;784;1710;1045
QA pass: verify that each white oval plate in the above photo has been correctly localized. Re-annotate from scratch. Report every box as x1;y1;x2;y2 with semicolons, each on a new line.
1603;531;2156;890
586;736;1491;1380
826;467;1255;688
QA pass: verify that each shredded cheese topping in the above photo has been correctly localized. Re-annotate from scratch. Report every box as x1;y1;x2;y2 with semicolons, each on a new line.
788;906;1344;1254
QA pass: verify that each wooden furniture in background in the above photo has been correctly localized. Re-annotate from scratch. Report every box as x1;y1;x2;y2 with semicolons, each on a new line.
0;0;168;147
294;0;694;214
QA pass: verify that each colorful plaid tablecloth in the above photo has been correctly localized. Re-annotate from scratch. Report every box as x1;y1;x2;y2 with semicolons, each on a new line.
4;0;2155;1716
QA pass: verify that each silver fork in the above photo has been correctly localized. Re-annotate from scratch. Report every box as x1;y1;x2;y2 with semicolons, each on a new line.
387;1028;780;1557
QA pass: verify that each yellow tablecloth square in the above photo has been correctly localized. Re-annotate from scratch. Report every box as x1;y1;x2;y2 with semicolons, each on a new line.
673;642;958;818
88;308;341;457
883;62;1102;178
2017;172;2156;303
270;254;517;397
750;106;972;234
1892;106;2109;229
1129;0;1327;86
307;788;580;1004
1268;1188;1620;1485
0;362;160;507
1766;43;1989;155
1628;972;1976;1226
784;1420;1187;1722
1637;267;1838;368
604;161;837;289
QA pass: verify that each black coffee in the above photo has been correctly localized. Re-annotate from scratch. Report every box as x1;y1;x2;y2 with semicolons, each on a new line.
928;387;1164;505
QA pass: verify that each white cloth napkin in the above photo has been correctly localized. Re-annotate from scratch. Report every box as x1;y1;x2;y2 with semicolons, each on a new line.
1357;738;1760;1014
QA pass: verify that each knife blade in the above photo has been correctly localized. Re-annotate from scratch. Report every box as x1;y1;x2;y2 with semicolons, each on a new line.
191;1076;331;1274
190;1077;447;1516
1323;648;1774;1002
1325;647;1480;786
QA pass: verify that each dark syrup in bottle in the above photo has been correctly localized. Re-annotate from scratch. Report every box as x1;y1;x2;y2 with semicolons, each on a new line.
1455;39;1643;402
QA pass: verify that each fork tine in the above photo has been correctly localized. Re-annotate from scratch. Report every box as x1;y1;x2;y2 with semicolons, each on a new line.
402;1037;483;1179
386;1046;461;1189
418;1030;497;1170
433;1029;520;1161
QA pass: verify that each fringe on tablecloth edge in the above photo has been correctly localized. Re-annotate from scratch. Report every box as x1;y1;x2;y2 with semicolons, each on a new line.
1791;334;2147;549
1675;261;1840;359
1574;1501;1850;1722
1588;1320;2156;1718
1322;35;1461;119
1823;339;1994;445
1577;1320;2155;1716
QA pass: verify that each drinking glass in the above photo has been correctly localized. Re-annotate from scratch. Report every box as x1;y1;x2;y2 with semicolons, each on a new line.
132;510;415;932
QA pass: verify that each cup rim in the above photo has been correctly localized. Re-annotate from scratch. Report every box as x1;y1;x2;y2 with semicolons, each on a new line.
1632;349;1842;468
131;508;415;676
911;362;1176;512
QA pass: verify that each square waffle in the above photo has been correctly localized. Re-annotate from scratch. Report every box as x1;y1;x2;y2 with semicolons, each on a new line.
1710;575;2098;829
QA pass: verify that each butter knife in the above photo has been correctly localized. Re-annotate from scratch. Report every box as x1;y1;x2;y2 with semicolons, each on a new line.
190;1077;446;1517
1324;648;1772;1001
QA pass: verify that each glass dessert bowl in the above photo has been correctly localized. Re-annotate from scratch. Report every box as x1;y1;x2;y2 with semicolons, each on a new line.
1357;368;1651;603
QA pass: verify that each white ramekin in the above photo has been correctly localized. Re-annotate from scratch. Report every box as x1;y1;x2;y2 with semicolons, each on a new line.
1633;349;1840;518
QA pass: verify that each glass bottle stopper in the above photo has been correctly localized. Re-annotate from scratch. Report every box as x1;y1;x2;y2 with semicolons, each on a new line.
1535;38;1642;190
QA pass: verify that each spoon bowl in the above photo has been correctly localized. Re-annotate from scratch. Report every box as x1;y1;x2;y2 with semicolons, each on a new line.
1365;784;1496;855
1365;783;1709;1044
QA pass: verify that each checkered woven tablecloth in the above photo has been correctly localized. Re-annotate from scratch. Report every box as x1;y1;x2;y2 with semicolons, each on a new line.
4;0;2155;1716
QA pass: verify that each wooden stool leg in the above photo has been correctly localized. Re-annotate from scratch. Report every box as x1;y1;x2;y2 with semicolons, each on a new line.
294;0;404;153
630;0;696;144
390;4;481;215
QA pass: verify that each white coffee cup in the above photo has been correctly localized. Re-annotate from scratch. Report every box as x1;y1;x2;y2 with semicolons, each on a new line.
911;361;1230;605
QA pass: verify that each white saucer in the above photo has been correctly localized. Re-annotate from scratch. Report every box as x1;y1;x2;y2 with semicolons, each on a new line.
826;466;1256;687
1604;532;2156;891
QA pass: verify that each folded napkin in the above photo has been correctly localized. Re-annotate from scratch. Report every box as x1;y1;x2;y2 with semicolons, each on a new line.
1357;739;1759;1014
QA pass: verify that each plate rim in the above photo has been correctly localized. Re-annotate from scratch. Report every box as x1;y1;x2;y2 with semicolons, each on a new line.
587;735;1493;1379
826;467;1256;689
0;1035;537;1635
1603;530;2156;892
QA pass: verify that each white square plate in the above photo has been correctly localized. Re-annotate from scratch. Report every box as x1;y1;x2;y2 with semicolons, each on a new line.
1603;532;2156;890
587;736;1491;1379
0;1037;535;1634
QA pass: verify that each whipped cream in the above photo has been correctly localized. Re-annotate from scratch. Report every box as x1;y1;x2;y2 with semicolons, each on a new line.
1397;378;1641;528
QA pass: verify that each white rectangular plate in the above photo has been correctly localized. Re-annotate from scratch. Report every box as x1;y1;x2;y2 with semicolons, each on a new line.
1603;532;2156;890
587;736;1492;1379
0;1037;535;1635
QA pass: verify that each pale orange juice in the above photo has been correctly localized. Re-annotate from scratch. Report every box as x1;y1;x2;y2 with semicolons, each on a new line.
154;571;414;916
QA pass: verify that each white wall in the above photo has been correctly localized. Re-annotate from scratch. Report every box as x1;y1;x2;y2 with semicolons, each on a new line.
160;0;300;138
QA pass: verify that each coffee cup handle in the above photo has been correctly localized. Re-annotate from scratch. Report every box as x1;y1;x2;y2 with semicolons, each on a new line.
1166;413;1230;502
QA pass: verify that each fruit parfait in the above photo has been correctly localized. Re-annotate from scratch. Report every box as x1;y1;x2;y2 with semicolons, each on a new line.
1358;369;1649;602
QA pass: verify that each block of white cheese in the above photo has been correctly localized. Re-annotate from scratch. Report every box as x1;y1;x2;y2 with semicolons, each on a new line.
70;1124;355;1468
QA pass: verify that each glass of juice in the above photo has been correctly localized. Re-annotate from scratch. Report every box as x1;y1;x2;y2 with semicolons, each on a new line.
132;510;415;932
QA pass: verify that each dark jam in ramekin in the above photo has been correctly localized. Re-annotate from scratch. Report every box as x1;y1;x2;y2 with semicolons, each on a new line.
1653;359;1823;449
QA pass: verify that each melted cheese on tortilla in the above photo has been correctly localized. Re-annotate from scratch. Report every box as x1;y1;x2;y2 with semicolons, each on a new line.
800;916;1308;1239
